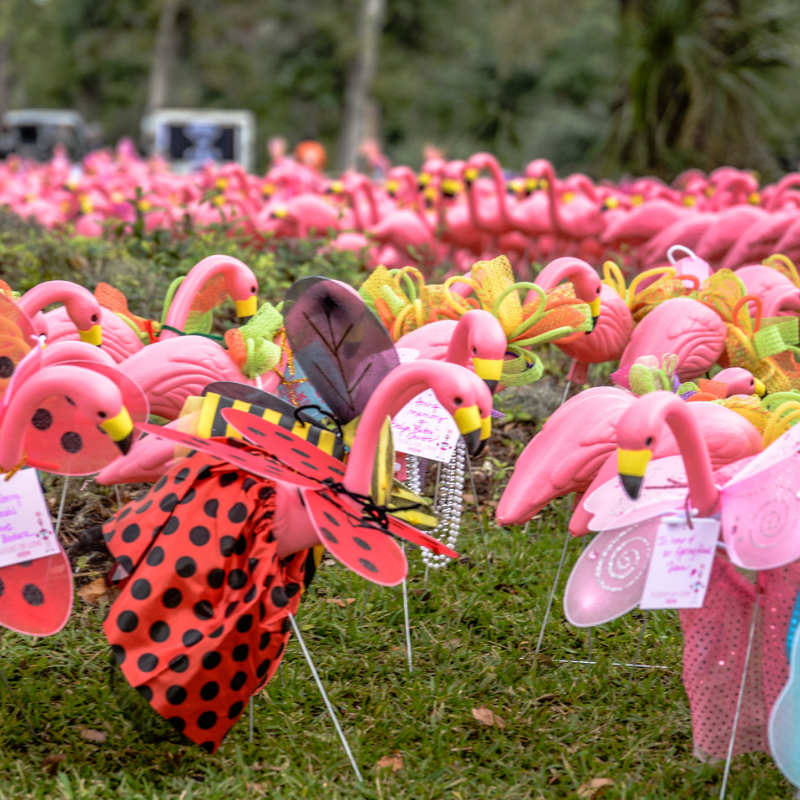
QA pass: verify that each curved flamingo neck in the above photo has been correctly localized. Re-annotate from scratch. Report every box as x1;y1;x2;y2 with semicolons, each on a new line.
534;257;590;291
478;155;512;228
17;281;88;320
352;175;379;225
344;363;442;496
162;256;245;337
445;315;478;366
541;163;566;234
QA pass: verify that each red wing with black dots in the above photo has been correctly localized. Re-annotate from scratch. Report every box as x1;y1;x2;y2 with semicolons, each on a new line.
0;548;73;636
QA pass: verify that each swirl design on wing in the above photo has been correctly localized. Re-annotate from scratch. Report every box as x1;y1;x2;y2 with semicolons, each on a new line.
746;483;797;551
595;525;652;592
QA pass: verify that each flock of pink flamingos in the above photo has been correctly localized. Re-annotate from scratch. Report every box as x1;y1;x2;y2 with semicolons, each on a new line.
7;142;800;789
4;141;800;275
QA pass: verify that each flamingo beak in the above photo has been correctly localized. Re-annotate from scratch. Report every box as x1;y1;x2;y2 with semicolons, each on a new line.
101;407;134;454
235;296;258;322
617;448;652;500
463;167;478;185
454;405;489;456
79;324;103;347
753;378;766;397
589;297;602;331
472;357;503;394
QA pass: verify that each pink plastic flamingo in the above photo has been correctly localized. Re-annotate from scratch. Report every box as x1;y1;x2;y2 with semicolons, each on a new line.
16;280;103;346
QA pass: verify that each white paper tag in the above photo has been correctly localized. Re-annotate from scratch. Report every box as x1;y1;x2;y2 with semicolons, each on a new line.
640;516;719;610
0;468;60;568
391;389;460;463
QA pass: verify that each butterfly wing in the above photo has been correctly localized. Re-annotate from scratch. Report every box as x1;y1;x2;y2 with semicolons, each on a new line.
721;453;800;570
563;518;661;627
282;276;399;423
0;547;73;636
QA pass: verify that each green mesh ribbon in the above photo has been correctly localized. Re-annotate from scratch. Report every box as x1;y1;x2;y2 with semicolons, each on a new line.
754;317;800;359
500;345;544;387
234;302;284;379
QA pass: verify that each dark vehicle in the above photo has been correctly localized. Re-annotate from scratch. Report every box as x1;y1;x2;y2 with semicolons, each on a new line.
1;110;90;161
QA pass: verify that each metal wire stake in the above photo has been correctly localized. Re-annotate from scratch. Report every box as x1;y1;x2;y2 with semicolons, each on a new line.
248;697;254;743
54;476;69;537
357;582;371;627
0;666;36;736
114;485;122;508
279;662;285;688
465;451;491;572
535;510;572;655
560;380;572;407
625;611;650;693
719;593;761;800
288;614;362;782
401;541;412;672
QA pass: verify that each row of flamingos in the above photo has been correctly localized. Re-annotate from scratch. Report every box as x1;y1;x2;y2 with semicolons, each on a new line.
4;248;800;790
5;142;800;276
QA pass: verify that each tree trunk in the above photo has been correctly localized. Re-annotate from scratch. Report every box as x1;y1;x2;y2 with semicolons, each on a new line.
146;0;182;115
0;0;13;120
336;0;386;173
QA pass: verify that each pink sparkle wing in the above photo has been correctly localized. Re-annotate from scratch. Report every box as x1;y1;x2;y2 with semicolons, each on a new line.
563;518;661;627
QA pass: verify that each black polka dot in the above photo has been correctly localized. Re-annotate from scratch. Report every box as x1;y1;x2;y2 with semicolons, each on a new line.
149;621;170;642
189;526;210;547
0;576;4;597
117;610;138;633
209;625;224;638
112;644;126;665
198;711;217;730
176;556;196;578
236;614;253;633
162;587;182;608
174;467;190;484
168;716;185;732
353;537;371;551
178;488;196;506
154;476;168;493
228;503;247;523
146;546;165;567
163;517;180;536
258;486;274;500
257;659;271;678
219;473;237;487
285;582;300;598
169;654;189;673
247;558;259;574
271;586;288;608
194;600;214;620
259;601;266;621
200;681;219;701
234;535;247;555
232;644;249;661
166;686;187;705
242;478;256;492
200;741;215;753
117;506;132;522
64;396;75;406
281;617;291;634
207;569;225;589
136;685;153;702
0;356;14;378
228;701;244;719
31;408;53;431
323;511;340;527
61;431;83;454
202;651;222;670
137;653;158;672
227;569;247;589
220;536;236;557
359;558;378;573
22;584;44;606
135;500;153;515
183;629;203;647
225;601;239;618
131;578;151;600
159;493;178;513
203;499;218;518
259;632;271;650
244;584;257;603
196;465;213;481
230;671;247;691
320;527;338;544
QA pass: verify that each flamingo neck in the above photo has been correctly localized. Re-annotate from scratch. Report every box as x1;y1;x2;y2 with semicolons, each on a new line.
445;316;476;366
480;156;513;227
542;164;565;233
534;257;587;292
344;363;436;496
663;401;719;516
17;281;82;319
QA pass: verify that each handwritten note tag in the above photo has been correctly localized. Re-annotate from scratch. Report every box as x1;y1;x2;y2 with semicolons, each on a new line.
391;389;460;462
0;468;59;569
640;516;719;610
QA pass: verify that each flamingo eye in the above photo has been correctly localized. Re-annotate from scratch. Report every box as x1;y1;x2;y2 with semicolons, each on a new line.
454;396;463;406
596;287;601;294
251;286;256;293
645;436;653;446
91;314;99;322
472;347;477;355
98;411;107;418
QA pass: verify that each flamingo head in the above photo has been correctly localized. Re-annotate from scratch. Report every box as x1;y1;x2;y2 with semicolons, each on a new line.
714;367;765;398
454;309;507;394
64;290;103;346
569;268;603;327
68;377;134;455
226;263;259;322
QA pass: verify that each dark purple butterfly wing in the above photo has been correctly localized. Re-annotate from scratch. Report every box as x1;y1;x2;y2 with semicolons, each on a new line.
282;276;399;424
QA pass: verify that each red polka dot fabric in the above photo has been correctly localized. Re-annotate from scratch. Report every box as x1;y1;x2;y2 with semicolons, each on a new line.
102;448;307;753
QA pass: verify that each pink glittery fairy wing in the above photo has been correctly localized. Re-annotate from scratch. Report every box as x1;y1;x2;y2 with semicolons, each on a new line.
563;518;662;627
0;294;36;407
582;455;689;532
0;547;73;636
720;453;800;570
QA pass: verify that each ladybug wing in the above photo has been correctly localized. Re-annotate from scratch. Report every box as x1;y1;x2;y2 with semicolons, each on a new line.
135;423;318;489
382;512;458;558
303;487;407;586
0;547;73;636
222;409;347;484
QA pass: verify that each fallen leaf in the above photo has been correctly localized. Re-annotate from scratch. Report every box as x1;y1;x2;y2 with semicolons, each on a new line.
42;754;66;775
471;706;506;729
77;578;115;605
375;753;403;772
577;778;614;798
462;493;476;504
80;729;107;743
246;783;268;794
324;598;356;608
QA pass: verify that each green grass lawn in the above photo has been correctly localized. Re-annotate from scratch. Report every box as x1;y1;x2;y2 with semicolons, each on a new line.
0;493;794;799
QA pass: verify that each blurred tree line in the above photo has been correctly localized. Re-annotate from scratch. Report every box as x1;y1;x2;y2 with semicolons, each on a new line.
1;0;799;179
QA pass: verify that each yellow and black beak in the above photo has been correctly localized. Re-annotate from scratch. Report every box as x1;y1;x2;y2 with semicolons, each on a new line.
79;324;103;347
473;357;503;394
454;405;490;457
463;167;478;185
754;378;766;397
589;296;602;331
101;407;134;455
385;179;399;196
617;448;652;500
235;296;258;323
